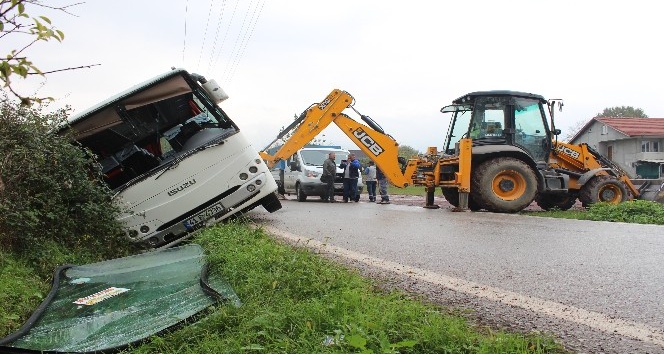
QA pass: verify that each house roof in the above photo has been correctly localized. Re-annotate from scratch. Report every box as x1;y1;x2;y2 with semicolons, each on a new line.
570;117;664;142
596;117;664;137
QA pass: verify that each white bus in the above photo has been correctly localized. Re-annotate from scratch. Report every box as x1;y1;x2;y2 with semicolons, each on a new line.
61;68;281;248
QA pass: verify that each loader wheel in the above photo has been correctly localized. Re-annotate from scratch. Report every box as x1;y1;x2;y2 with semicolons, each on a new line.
472;157;537;213
578;176;627;207
296;183;307;202
441;187;482;210
535;193;577;211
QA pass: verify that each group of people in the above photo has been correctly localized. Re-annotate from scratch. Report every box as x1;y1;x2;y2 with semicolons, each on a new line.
321;152;390;204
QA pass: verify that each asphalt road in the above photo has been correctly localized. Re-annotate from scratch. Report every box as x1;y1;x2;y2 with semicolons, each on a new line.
247;196;664;354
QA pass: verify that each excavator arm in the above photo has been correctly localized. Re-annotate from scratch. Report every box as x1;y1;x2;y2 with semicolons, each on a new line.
260;89;411;188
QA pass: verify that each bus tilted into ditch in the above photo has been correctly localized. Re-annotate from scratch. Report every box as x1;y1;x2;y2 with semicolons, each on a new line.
60;68;281;248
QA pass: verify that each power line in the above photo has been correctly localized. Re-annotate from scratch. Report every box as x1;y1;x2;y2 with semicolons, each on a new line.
209;0;240;75
227;0;266;83
182;0;190;64
221;0;255;82
206;0;228;73
196;0;217;71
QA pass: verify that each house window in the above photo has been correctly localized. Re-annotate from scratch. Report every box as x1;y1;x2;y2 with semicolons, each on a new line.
601;125;608;135
641;140;660;152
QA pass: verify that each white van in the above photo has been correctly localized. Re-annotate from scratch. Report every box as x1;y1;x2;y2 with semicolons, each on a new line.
60;69;281;248
273;146;363;201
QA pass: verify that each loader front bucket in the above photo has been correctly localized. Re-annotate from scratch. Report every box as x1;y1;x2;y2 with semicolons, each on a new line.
634;179;664;203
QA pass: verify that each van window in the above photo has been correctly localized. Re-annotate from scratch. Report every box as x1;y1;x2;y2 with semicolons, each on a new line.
301;150;348;166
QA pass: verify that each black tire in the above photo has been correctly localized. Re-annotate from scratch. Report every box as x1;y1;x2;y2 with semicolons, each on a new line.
296;183;307;202
261;192;283;212
578;176;628;207
535;193;577;211
441;187;459;207
441;187;482;210
471;157;538;213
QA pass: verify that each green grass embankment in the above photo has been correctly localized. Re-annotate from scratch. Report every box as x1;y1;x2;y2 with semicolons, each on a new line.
1;222;566;353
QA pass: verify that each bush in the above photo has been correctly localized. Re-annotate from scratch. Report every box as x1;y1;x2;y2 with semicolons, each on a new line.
0;99;131;260
586;200;664;225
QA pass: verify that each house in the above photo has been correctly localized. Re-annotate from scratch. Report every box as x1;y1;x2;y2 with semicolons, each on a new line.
569;117;664;179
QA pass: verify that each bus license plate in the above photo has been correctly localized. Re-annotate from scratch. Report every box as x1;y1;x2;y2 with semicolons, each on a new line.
186;202;224;227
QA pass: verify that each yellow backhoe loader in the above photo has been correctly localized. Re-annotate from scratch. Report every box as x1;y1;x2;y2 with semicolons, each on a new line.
262;89;651;213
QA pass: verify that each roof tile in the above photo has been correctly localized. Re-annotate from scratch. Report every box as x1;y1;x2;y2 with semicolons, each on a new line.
596;117;664;137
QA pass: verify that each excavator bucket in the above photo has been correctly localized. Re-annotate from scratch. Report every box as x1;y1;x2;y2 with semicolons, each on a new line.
633;180;664;203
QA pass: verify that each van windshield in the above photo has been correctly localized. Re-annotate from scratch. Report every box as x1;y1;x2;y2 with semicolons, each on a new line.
300;150;348;166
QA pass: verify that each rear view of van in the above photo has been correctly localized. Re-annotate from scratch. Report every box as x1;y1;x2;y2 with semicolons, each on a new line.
272;146;363;201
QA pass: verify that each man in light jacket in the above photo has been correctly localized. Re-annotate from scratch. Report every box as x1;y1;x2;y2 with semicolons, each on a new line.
364;161;377;202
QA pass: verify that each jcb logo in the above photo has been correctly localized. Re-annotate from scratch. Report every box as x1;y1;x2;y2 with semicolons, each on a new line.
353;128;384;156
556;145;580;159
318;98;331;110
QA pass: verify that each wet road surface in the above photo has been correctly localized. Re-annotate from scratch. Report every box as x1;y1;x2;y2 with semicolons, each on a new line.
248;196;664;354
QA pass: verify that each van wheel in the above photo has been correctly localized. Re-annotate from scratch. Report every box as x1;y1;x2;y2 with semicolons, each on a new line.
296;183;307;202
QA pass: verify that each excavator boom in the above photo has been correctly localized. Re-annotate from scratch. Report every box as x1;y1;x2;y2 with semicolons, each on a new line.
260;89;411;188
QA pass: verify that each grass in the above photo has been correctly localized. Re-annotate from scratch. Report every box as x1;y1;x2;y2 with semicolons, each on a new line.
387;185;428;196
0;222;567;354
524;200;664;225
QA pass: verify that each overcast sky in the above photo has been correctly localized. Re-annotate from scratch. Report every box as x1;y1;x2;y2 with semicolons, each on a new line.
9;0;664;152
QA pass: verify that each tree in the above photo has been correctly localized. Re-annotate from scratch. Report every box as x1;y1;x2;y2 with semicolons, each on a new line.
398;145;420;159
562;119;588;142
594;106;648;118
0;97;130;257
0;0;87;105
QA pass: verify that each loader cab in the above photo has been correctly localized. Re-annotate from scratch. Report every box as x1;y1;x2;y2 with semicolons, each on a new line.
441;91;552;163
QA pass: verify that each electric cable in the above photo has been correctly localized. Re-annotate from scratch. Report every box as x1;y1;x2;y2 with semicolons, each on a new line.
206;0;228;73
182;0;189;64
196;0;216;71
220;0;255;81
209;0;240;74
227;0;265;83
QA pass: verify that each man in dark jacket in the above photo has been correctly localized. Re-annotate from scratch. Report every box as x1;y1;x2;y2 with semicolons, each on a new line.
322;152;337;202
340;153;360;202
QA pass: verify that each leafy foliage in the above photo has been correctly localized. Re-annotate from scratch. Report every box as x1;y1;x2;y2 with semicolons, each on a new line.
0;98;131;262
0;0;68;105
594;106;648;118
398;145;420;159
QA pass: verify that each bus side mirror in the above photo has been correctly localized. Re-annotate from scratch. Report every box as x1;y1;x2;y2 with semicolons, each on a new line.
553;129;561;136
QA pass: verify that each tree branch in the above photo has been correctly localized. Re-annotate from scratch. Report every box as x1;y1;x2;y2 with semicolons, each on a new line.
30;63;101;75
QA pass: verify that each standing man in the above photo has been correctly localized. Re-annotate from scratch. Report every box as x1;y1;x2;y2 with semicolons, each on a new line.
322;152;337;203
376;166;390;204
364;161;377;202
340;153;360;203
